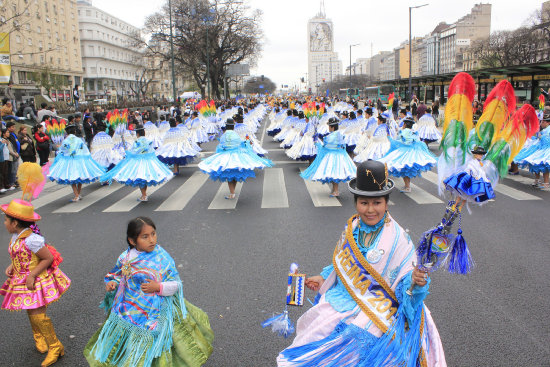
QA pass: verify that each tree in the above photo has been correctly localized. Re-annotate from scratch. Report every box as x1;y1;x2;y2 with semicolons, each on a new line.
30;68;65;99
243;76;276;95
143;0;263;99
324;74;375;96
128;68;153;102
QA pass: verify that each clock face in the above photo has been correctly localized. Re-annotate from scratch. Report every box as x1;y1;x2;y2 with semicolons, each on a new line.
309;21;332;52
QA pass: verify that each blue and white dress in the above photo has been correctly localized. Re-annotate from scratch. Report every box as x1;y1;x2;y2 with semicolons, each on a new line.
354;123;391;163
286;120;318;161
443;157;496;203
100;137;174;187
90;132;124;170
378;129;437;178
518;127;550;173
48;134;105;184
414;114;441;143
300;131;356;183
198;130;272;182
155;127;200;166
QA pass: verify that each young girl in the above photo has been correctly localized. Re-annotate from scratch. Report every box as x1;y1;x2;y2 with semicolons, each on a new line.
84;217;214;367
1;199;71;367
100;127;173;202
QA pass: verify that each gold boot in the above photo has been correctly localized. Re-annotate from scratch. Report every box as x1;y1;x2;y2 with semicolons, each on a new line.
28;313;49;353
35;314;65;367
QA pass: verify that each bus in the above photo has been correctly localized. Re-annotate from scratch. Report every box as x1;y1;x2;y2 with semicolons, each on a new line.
364;85;395;103
338;88;361;99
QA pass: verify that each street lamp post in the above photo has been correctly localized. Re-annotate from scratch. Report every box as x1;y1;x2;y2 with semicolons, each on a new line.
168;0;177;103
349;43;360;91
409;4;428;102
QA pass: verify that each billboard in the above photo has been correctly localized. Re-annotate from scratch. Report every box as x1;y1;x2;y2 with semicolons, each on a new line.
0;33;10;84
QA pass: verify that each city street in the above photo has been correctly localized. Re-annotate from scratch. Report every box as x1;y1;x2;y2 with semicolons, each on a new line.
0;118;548;366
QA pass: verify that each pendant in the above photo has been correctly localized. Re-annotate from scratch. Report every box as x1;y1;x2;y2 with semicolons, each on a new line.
366;248;385;263
121;263;132;277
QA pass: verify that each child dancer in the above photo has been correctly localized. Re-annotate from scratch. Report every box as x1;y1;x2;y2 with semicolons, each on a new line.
1;163;71;367
47;123;105;202
84;217;213;367
100;127;173;202
199;118;272;199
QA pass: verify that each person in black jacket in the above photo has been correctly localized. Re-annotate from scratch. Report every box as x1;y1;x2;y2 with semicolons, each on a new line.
83;115;95;148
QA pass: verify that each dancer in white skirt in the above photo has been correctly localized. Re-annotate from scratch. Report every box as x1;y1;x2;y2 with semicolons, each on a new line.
354;112;391;163
414;108;442;144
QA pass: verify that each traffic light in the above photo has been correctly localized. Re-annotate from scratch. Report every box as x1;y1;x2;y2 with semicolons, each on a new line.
261;75;265;81
301;77;305;83
323;78;325;82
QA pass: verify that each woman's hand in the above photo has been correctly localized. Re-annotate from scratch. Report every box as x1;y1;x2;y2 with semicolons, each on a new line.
4;264;13;277
305;275;324;292
412;266;429;287
141;279;160;294
105;281;118;292
26;274;36;290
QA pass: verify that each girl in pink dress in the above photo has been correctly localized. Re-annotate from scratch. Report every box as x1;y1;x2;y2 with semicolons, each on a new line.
0;198;71;367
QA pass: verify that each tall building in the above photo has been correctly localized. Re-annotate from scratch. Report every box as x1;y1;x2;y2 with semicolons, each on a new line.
307;3;342;93
77;0;143;101
1;0;83;102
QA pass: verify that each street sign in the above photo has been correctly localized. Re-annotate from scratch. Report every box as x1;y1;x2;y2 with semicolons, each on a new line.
227;64;250;76
259;85;264;89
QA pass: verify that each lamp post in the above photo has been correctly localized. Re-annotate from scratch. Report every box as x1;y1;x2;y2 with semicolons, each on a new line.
349;43;360;91
168;0;177;103
409;4;428;102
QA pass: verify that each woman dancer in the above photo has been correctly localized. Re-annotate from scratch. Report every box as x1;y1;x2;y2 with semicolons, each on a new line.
278;160;446;366
378;117;437;193
156;118;200;174
100;127;173;202
354;112;391;163
47;123;105;202
199;118;272;200
300;118;356;197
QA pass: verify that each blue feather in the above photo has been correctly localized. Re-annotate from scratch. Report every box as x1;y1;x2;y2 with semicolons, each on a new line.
262;308;295;338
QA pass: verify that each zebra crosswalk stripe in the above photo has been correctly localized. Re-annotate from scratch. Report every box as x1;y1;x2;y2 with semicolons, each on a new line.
407;183;444;204
208;182;243;209
299;168;341;207
32;186;74;209
103;182;168;212
155;171;208;212
53;183;124;213
0;181;58;206
493;183;542;201
261;168;289;208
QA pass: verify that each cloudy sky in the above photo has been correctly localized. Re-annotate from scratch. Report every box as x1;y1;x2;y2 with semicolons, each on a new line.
91;0;545;88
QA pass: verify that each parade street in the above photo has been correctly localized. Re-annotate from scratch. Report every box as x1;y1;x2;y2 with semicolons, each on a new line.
0;118;548;367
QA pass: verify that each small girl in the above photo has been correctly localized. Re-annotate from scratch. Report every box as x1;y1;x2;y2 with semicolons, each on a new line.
84;217;214;367
1;199;71;367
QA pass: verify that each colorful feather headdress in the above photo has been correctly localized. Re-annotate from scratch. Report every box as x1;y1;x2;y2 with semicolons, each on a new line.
45;118;67;145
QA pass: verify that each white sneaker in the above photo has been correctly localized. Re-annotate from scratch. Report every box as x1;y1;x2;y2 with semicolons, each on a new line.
0;189;6;193
538;184;550;191
8;186;15;191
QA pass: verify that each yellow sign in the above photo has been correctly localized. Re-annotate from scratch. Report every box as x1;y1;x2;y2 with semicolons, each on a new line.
0;33;10;84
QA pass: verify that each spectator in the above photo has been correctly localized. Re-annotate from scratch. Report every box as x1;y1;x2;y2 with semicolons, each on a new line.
4;82;16;110
83;115;95;148
17;125;36;163
410;97;418;118
33;124;50;166
37;102;54;122
2;127;17;190
73;114;84;137
416;100;428;120
0;129;6;193
0;100;14;120
41;114;51;129
432;99;440;120
73;85;80;110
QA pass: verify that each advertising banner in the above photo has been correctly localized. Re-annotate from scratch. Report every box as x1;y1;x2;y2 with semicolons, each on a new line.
0;33;11;83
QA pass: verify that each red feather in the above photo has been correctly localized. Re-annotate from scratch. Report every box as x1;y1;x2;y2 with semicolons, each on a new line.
514;104;539;139
483;80;516;121
447;72;476;101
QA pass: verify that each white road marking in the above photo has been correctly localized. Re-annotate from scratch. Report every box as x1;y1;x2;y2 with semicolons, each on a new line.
53;184;123;213
208;182;243;209
103;182;168;212
155;171;209;211
261;168;289;208
300;168;341;207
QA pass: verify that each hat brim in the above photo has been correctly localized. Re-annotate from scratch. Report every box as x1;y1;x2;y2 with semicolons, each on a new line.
348;178;394;197
1;204;41;221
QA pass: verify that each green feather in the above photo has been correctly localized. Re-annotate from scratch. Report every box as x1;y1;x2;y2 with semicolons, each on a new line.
485;139;510;177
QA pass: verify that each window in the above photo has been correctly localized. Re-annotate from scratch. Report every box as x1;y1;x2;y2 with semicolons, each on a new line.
86;10;91;16
40;55;44;63
15;35;21;43
61;21;64;27
38;40;43;49
27;38;32;45
88;45;94;56
37;26;41;33
63;34;66;41
72;25;75;31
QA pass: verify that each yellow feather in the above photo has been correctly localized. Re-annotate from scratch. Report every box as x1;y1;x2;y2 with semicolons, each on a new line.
476;99;507;146
443;94;473;133
17;162;45;201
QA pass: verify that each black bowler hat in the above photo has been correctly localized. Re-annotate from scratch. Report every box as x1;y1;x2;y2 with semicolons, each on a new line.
366;107;373;115
225;118;235;127
298;111;305;119
471;145;486;155
328;117;339;126
348;160;394;196
341;111;349;116
542;113;550;122
402;117;415;127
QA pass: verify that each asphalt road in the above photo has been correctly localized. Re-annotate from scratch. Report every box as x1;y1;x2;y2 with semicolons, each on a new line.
0;119;548;367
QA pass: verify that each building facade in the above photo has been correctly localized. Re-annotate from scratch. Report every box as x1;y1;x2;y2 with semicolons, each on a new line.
77;0;143;101
307;7;342;93
1;0;83;103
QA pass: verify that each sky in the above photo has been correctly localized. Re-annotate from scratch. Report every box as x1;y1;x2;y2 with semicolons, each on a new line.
91;0;545;88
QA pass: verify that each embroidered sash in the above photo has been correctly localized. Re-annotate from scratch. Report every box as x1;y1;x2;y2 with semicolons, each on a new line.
332;215;398;333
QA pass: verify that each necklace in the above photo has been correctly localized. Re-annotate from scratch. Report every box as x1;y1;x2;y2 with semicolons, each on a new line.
357;214;387;264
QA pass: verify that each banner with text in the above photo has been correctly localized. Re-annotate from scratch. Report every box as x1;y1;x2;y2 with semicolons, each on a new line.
0;33;11;84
